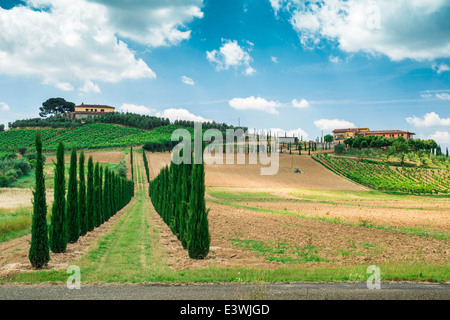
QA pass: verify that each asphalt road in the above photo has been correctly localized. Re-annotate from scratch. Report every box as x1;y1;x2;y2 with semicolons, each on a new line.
0;282;449;300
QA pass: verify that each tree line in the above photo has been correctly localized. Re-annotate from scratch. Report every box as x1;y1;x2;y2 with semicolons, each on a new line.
29;135;135;268
149;153;210;260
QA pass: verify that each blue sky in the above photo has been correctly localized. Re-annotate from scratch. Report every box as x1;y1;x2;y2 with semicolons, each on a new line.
0;0;449;150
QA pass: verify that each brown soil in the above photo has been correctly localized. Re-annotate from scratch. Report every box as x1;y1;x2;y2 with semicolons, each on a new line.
0;200;133;279
236;199;450;234
0;188;52;209
45;150;125;165
146;152;366;190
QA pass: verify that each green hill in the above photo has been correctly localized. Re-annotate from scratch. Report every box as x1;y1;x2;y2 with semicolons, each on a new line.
0;123;192;153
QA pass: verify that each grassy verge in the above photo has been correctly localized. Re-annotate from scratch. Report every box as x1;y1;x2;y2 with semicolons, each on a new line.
0;207;33;243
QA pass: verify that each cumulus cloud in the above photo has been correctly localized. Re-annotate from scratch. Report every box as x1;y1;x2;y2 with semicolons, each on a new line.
80;80;101;94
269;128;309;140
436;93;450;100
120;103;155;115
206;39;255;75
433;63;450;74
329;55;340;64
181;76;195;86
271;56;279;63
228;96;281;114
314;119;356;131
0;102;10;111
86;0;204;47
291;98;310;109
0;0;202;90
428;131;450;143
406;112;450;127
156;108;212;123
270;0;450;61
420;90;450;100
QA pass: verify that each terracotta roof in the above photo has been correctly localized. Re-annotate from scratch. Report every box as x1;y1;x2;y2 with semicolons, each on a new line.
76;104;115;109
365;130;415;135
333;128;369;133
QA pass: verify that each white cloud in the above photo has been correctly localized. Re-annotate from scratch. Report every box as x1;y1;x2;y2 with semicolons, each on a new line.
228;96;281;114
181;76;195;86
436;93;450;100
120;103;154;115
406;112;450;127
433;63;450;74
206;39;255;76
270;128;309;140
54;82;74;91
0;0;168;90
428;131;450;144
86;0;204;47
271;56;279;63
314;119;356;131
0;102;10;111
329;55;340;63
156;108;212;122
271;0;450;61
291;98;310;109
80;79;101;94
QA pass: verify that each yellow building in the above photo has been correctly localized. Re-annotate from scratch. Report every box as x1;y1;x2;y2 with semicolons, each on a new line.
332;128;370;141
67;104;115;120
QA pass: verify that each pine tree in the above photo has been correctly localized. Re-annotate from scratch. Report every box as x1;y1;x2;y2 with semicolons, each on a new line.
79;151;87;236
67;148;79;243
87;157;95;232
49;142;67;253
187;159;210;259
29;132;50;268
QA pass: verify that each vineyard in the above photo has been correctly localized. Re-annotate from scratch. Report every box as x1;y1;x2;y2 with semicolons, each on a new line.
312;154;450;195
0;124;192;153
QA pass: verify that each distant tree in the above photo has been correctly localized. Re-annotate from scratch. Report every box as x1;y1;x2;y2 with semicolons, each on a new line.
390;139;409;166
49;142;67;253
29;133;50;268
0;124;4;131
118;157;127;178
67;149;79;243
39;97;75;118
18;147;27;156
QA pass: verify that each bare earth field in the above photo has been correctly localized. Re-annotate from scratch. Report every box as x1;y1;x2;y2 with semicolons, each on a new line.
0;150;448;283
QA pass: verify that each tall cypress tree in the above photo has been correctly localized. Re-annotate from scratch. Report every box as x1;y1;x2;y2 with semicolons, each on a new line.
67;148;79;243
187;160;210;259
94;162;101;228
87;157;95;232
79;151;87;236
29;132;50;268
130;146;134;181
103;167;109;222
49;142;67;253
99;166;104;225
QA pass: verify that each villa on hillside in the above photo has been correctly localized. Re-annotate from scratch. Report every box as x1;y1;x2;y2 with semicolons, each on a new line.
333;128;415;141
66;103;115;120
332;128;370;141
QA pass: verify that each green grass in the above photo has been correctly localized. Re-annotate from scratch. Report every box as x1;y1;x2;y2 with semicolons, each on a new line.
0;207;33;243
230;238;329;264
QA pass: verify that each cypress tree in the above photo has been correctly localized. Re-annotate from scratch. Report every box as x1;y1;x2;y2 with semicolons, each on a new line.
103;167;109;221
99;166;104;225
79;151;87;236
29;132;50;268
67;148;79;243
87;157;95;232
49;142;67;253
94;162;101;228
130;145;134;181
187;160;210;259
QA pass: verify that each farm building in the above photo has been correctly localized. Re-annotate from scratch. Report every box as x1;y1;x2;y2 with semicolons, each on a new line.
358;130;415;140
66;104;115;120
278;137;298;144
333;128;370;141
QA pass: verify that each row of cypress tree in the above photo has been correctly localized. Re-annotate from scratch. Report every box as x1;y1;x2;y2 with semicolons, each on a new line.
29;135;135;267
149;155;210;259
142;149;150;183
